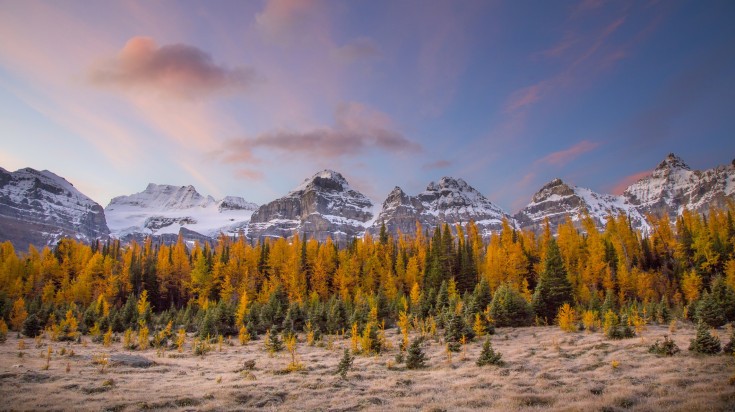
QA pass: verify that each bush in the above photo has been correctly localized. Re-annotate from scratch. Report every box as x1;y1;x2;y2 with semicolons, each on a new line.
688;321;721;355
557;303;576;332
476;337;503;366
489;283;534;327
648;335;680;356
406;337;428;369
723;325;735;355
22;314;42;338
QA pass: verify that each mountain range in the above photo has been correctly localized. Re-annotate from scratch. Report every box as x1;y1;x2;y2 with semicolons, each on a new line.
1;153;733;249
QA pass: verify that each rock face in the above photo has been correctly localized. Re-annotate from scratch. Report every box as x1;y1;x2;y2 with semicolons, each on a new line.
0;167;109;250
622;153;735;219
371;177;514;237
105;183;257;243
248;170;375;243
514;178;648;233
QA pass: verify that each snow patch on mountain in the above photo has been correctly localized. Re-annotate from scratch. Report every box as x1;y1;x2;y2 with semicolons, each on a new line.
105;184;257;239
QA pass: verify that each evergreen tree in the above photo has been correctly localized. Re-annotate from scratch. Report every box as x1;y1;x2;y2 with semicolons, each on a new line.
688;321;721;354
445;314;473;352
489;283;534;327
266;328;284;353
696;292;726;328
711;277;735;322
406;337;427;369
22;313;41;338
476;337;503;366
532;239;573;323
435;281;449;313
473;278;493;314
336;348;354;379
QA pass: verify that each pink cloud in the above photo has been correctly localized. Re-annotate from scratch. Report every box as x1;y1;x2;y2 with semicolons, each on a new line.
235;169;264;180
90;36;258;100
539;140;600;167
607;170;651;195
255;0;326;45
504;84;543;113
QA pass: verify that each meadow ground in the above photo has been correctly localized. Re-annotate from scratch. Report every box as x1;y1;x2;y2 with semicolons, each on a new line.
0;323;734;411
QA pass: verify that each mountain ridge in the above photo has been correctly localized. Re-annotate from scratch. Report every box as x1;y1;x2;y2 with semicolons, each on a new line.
2;153;733;248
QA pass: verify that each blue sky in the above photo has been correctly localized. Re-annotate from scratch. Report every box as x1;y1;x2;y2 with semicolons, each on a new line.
0;0;733;212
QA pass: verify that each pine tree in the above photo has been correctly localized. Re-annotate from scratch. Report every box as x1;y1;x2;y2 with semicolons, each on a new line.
406;337;427;369
445;314;472;352
336;348;354;379
688;321;721;354
696;292;726;328
266;328;284;353
532;239;573;323
476;337;503;366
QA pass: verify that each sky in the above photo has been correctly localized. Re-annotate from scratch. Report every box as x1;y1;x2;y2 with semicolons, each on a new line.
1;0;734;213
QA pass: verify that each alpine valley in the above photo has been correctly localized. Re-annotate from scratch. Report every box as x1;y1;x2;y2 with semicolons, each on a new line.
1;153;733;249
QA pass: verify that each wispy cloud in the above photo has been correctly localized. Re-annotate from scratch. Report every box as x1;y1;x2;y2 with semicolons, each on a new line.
255;0;327;46
538;140;600;166
89;36;258;100
219;102;421;176
607;170;650;195
422;160;452;170
333;37;382;62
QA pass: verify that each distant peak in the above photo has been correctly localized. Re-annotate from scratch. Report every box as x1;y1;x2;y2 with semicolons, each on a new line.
531;178;574;203
427;176;470;192
655;153;690;171
540;178;569;190
291;169;350;193
389;186;405;195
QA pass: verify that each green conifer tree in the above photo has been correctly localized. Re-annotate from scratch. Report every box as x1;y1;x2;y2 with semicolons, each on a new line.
476;337;503;366
406;338;428;369
688;321;721;354
532;239;573;322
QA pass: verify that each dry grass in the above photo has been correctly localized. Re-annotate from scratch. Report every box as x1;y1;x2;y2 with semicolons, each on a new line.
0;324;733;411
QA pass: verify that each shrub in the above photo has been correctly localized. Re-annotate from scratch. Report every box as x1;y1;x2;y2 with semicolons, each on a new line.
557;303;577;332
689;321;721;355
22;314;42;338
489;283;534;327
476;337;503;366
582;310;600;332
648;335;680;356
723;325;735;355
265;328;283;353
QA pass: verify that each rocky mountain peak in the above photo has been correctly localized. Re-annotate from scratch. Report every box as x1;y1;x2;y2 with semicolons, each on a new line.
654;153;690;173
0;166;109;249
531;178;574;204
290;169;349;194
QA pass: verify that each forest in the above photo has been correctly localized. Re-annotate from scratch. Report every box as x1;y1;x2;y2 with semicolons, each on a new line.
1;206;735;355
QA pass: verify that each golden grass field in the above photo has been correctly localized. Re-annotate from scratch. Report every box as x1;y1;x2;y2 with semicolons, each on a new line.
1;323;734;411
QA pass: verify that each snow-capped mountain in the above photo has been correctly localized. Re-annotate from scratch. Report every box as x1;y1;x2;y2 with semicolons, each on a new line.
371;177;514;237
623;153;735;218
248;170;376;243
514;178;649;233
105;183;257;241
0;167;109;249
